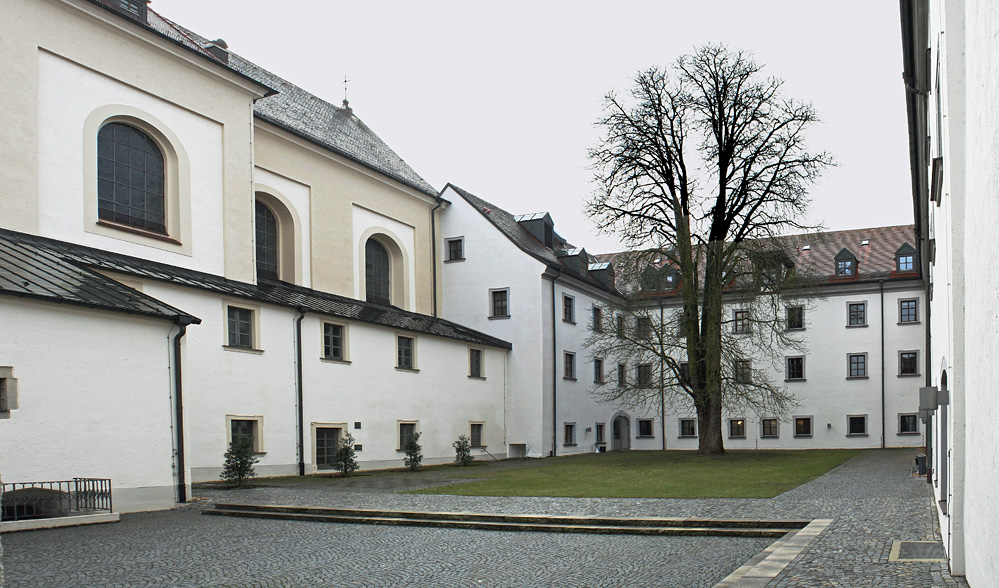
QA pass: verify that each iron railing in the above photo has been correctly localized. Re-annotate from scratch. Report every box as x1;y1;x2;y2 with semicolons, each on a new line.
1;478;113;522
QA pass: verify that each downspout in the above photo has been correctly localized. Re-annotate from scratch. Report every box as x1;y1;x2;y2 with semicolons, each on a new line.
659;301;666;450
550;267;561;456
295;309;306;476
880;280;886;449
924;269;933;484
171;317;192;503
430;197;444;318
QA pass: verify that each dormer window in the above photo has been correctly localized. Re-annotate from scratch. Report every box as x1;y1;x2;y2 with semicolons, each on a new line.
895;243;917;272
834;248;858;277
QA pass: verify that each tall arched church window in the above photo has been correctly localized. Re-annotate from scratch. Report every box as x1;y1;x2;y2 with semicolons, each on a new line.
365;238;391;305
97;122;166;233
255;201;279;280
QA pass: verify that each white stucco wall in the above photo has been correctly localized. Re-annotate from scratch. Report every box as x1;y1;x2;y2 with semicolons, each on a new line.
253;166;313;288
0;299;179;513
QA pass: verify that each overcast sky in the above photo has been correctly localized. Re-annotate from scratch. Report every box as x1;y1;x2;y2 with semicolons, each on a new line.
158;1;911;253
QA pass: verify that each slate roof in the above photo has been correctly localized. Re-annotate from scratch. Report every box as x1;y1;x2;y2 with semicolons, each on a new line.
445;183;620;296
0;232;198;322
0;229;511;350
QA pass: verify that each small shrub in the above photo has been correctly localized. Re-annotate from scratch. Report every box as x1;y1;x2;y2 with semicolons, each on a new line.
334;432;360;477
220;436;258;486
403;431;423;471
453;434;474;466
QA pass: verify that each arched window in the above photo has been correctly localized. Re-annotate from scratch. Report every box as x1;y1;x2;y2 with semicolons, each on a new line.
255;201;279;280
97;122;166;233
365;238;391;305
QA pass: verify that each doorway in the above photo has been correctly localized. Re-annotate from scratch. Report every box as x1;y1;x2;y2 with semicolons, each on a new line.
612;415;631;451
315;427;342;470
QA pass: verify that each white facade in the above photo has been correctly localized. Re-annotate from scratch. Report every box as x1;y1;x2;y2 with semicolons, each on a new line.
903;1;999;585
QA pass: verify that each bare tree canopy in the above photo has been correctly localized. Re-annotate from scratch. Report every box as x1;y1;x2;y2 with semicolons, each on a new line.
587;45;833;454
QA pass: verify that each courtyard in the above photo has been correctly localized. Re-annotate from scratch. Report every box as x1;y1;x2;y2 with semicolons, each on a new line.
1;449;966;587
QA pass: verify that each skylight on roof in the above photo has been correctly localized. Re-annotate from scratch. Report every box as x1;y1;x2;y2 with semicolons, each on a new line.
802;244;811;250
861;239;870;246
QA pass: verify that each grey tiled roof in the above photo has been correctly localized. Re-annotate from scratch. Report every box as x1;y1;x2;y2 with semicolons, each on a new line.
166;22;438;197
0;232;198;322
445;184;619;296
0;229;510;350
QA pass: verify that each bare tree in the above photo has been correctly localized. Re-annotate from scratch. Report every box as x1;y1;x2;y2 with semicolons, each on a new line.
586;46;832;454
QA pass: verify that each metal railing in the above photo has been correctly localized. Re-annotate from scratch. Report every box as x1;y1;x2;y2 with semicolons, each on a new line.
1;478;113;522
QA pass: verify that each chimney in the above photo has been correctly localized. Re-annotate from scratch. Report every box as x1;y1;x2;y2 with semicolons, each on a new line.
204;39;229;65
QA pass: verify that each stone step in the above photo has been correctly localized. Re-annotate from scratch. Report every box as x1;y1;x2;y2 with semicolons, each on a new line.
203;503;806;537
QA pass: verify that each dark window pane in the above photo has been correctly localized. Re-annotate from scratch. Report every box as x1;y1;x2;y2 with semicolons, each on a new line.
255;201;280;280
97;122;166;234
365;238;391;305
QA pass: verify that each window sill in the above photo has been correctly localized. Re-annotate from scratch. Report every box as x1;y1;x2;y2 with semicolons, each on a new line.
594;380;606;385
636;435;655;439
898;373;921;378
785;378;806;382
563;377;577;381
396;367;420;373
897;431;921;436
96;220;180;245
471;445;487;449
785;327;805;332
846;324;868;328
562;320;576;325
594;442;607;446
793;434;813;438
846;376;869;380
729;435;747;439
898;321;921;325
444;258;465;263
320;357;351;365
563;443;577;447
761;436;779;440
467;375;486;380
846;433;869;437
488;315;511;320
223;345;264;355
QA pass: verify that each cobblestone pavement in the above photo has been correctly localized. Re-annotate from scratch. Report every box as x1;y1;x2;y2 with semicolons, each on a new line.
1;449;969;587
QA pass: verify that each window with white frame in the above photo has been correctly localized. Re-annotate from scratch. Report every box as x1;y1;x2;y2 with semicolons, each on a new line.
679;418;696;438
489;289;510;318
227;415;264;453
847;415;868;436
793;416;813;437
898;413;919;435
563;352;576;380
899;351;919;376
562;294;575;323
445;237;464;261
637;419;654;437
761;418;779;438
593;358;604;383
899;299;918;323
397;335;417;370
563;423;576;445
785;356;805;381
847;302;867;326
398;421;418;450
848;353;867;378
469;348;484;378
323;322;347;361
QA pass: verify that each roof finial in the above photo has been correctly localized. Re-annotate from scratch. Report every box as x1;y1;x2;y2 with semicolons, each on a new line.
342;75;351;112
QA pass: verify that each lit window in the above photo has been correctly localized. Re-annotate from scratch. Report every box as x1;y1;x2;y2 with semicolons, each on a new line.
490;289;510;318
594;358;604;383
786;306;804;330
255;201;279;280
227;306;253;349
397;335;416;370
563;295;575;323
848;302;867;326
637;364;652;386
847;415;868;436
900;351;919;376
323;323;345;361
732;310;750;333
637;419;654;437
564;352;576;379
729;419;746;438
469;348;484;378
97;122;165;233
899;299;918;323
446;237;464;261
786;356;805;381
365;238;391;305
679;419;696;438
848;354;867;378
794;416;813;437
761;418;779;438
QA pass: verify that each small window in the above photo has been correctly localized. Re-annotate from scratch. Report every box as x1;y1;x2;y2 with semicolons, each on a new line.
228;417;262;453
617;363;627;387
734;359;751;384
446;237;464;261
637;419;654;437
592;306;603;332
848;302;867;326
615;315;625;337
794;416;813;438
637;364;652;386
398;422;417;450
563;352;576;380
564;423;576;445
848;353;867;378
786;306;804;330
323;323;346;361
470;423;484;447
365;238;391;305
847;415;868;436
469;348;484;378
490;289;510;318
836;259;855;276
678;362;690;385
595;423;606;444
636;317;652;339
729;419;746;438
899;299;918;323
97;122;166;234
899;351;919;376
562;294;575;323
0;367;18;413
354;422;362;430
397;335;416;370
786;356;805;381
761;418;779;438
227;306;254;349
679;419;696;438
732;310;750;333
897;254;914;271
593;358;604;383
899;413;919;435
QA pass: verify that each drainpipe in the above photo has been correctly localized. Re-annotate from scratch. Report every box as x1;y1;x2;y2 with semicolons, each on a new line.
171;317;193;503
880;280;886;449
923;265;933;484
430;197;444;318
549;267;562;456
295;309;306;476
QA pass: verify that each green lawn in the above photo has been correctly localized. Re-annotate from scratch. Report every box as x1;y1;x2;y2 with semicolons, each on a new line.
409;450;860;499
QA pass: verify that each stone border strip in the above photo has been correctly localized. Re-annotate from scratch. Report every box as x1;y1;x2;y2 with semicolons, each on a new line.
714;518;833;588
0;512;120;533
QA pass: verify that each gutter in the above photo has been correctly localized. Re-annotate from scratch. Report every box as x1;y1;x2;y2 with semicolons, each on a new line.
171;316;196;503
295;309;307;476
